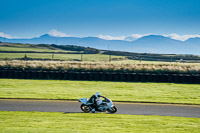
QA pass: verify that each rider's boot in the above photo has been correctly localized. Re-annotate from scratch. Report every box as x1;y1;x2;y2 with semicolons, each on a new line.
91;108;95;113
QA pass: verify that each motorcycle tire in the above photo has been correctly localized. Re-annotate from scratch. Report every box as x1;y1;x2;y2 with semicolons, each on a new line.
107;106;117;113
80;104;91;113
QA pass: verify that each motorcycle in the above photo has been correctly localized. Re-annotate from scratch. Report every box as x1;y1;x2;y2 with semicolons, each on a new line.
79;96;117;113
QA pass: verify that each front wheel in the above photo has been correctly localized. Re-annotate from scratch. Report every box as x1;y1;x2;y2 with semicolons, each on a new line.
80;104;91;113
107;106;117;113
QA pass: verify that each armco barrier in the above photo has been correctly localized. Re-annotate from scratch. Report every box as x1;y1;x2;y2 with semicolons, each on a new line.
0;69;199;84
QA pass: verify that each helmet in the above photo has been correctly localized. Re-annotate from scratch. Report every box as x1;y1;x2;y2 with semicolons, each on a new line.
95;92;101;98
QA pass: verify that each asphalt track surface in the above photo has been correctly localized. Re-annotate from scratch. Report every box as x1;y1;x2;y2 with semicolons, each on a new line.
0;99;200;118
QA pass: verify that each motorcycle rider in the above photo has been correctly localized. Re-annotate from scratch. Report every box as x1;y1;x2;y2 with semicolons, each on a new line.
88;92;101;113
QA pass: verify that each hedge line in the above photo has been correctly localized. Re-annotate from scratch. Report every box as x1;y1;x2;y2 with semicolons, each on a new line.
0;70;200;84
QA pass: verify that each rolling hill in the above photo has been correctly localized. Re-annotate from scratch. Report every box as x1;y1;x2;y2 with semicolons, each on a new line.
1;34;200;55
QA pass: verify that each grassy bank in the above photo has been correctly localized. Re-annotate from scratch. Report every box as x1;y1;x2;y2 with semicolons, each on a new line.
0;111;199;133
1;60;200;74
0;79;199;104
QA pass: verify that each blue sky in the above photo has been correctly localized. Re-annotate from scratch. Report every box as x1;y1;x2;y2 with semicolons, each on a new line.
0;0;200;40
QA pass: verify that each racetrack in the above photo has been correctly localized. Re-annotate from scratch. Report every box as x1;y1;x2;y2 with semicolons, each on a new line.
0;99;199;118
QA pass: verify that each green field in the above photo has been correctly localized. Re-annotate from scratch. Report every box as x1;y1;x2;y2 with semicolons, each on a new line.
0;111;199;133
0;43;125;62
0;79;199;104
0;43;72;52
0;53;125;61
1;42;200;63
0;46;71;52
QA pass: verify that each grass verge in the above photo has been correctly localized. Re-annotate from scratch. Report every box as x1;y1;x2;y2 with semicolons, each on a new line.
1;60;200;74
0;111;199;133
0;79;199;105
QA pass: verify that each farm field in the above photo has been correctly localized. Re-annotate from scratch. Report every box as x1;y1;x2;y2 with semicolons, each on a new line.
0;53;125;61
1;42;200;63
0;46;72;52
0;111;199;133
0;43;77;52
0;79;199;105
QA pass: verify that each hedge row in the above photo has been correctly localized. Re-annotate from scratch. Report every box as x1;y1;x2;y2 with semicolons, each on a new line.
0;70;200;84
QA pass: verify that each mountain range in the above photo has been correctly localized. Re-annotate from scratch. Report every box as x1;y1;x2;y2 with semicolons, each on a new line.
0;34;200;55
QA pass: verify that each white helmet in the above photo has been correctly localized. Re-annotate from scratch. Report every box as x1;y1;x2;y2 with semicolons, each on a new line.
95;92;101;97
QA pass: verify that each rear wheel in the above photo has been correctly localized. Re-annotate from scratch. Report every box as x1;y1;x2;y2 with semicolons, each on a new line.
107;106;117;113
80;104;91;113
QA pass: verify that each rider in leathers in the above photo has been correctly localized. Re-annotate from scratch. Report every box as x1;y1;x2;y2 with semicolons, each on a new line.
88;92;101;113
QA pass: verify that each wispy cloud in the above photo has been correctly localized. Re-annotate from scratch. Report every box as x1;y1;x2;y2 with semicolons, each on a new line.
99;33;200;41
0;32;18;39
98;34;126;40
126;33;152;41
98;33;153;41
163;33;200;41
48;29;70;37
130;33;152;39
